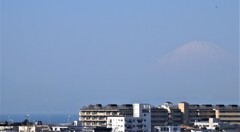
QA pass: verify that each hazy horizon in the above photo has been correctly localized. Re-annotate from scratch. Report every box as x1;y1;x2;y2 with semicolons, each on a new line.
0;0;239;114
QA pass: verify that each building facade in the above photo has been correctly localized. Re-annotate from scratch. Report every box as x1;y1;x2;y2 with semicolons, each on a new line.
106;103;151;132
178;102;240;125
80;104;133;128
161;102;183;126
215;105;240;125
151;107;169;127
79;102;240;130
107;116;150;132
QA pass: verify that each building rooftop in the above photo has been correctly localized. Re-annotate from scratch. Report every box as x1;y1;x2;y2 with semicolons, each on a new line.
81;104;133;110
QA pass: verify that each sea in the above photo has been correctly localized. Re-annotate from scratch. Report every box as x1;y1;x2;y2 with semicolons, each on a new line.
0;114;79;124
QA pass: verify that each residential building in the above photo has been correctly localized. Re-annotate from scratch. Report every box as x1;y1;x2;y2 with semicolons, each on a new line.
133;103;151;130
151;107;169;127
80;102;240;130
106;103;151;132
107;116;148;132
161;102;182;125
80;104;133;128
215;105;240;125
178;102;240;125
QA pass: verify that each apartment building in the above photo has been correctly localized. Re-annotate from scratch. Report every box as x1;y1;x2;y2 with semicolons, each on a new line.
178;102;240;125
80;104;133;128
80;102;240;130
133;103;151;131
151;107;169;127
107;117;142;132
179;102;215;123
107;103;151;132
161;102;183;125
80;102;183;129
215;104;240;125
190;104;216;122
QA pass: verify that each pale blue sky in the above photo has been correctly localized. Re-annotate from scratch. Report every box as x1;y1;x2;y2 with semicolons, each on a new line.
0;0;239;114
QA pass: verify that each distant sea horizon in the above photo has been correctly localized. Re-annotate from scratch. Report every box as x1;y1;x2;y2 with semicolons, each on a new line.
0;113;79;124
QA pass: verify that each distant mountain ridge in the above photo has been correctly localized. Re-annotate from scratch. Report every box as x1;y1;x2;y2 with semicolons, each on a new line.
158;41;234;66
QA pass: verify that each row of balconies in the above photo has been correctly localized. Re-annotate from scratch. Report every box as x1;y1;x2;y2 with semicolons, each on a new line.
219;118;240;121
218;112;240;116
125;124;145;129
219;115;240;118
80;109;119;112
81;114;120;117
151;120;168;123
169;118;182;121
124;121;144;124
218;110;240;113
151;116;168;119
170;113;182;116
197;113;216;115
81;117;107;121
151;111;168;113
189;112;215;114
80;112;119;116
82;122;106;126
189;110;215;112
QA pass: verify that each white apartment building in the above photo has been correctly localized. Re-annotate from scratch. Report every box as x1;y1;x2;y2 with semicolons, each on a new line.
107;103;151;132
133;103;151;130
107;116;149;132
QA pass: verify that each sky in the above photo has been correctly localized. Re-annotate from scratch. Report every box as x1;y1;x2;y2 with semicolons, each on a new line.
0;0;239;114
